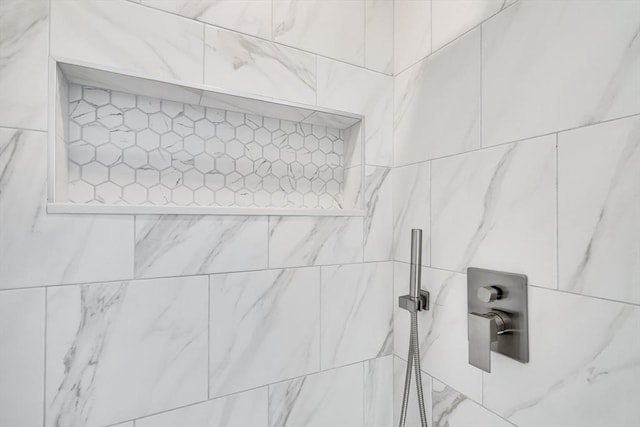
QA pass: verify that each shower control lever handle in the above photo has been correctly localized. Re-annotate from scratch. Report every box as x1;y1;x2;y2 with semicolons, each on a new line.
468;310;511;373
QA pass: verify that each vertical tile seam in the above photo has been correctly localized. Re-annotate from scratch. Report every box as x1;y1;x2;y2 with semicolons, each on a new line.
479;22;483;148
43;287;48;427
207;274;211;400
555;132;560;290
319;265;323;371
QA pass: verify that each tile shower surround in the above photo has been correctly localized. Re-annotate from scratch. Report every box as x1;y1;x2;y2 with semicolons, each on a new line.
67;84;347;209
1;0;639;427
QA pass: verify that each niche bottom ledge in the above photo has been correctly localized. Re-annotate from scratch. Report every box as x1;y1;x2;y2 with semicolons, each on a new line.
47;203;365;217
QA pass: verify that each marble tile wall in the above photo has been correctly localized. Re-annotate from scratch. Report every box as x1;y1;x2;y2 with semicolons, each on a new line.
392;0;640;426
1;0;394;426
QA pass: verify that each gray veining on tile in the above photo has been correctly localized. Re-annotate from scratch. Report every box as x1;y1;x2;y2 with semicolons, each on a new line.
51;0;205;83
209;268;320;398
484;287;640;426
140;0;272;39
482;0;640;146
0;0;49;131
321;262;393;369
135;215;268;278
46;276;209;427
0;129;134;288
559;115;640;305
268;216;364;268
268;363;364;427
273;0;365;66
204;26;316;105
364;166;393;261
364;355;394;427
431;135;556;287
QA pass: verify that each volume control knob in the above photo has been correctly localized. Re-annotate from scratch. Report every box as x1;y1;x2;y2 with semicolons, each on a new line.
477;286;503;303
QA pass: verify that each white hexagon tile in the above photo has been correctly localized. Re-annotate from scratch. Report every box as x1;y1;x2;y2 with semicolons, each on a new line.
66;84;346;209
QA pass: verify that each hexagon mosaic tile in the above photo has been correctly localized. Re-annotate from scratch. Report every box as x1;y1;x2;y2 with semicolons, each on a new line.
66;84;347;209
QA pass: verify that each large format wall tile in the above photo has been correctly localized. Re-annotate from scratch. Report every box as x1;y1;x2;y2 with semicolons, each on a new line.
204;26;316;105
209;268;320;398
273;0;365;66
51;0;204;83
137;387;268;427
0;0;48;131
46;276;209;427
365;356;394;427
392;161;429;265
364;166;393;261
482;0;640;146
321;262;392;369
393;355;433;427
394;28;481;166
365;0;394;74
394;264;482;402
268;216;363;268
394;0;431;74
268;363;364;427
135;215;268;278
558;116;640;305
140;0;272;39
432;380;512;427
431;0;514;51
317;57;393;167
0;129;134;288
431;135;556;288
0;289;44;427
484;287;640;427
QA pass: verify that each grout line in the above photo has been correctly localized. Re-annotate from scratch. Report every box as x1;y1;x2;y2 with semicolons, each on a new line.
129;0;392;77
393;0;521;77
428;160;432;267
555;133;560;291
393;111;640;169
207;274;211;400
42;287;48;427
0;260;397;293
0;125;48;133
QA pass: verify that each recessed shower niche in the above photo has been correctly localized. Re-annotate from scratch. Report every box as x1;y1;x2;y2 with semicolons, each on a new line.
48;60;364;216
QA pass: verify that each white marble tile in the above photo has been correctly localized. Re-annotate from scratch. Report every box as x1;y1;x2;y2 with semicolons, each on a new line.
394;0;431;74
46;276;209;427
364;356;394;427
394;264;482;402
268;363;364;427
137;387;268;427
0;288;44;427
135;215;268;279
365;0;394;74
482;0;640;146
209;268;320;398
110;422;134;427
432;379;512;427
394;28;481;166
204;26;316;105
0;129;134;288
51;0;204;83
431;135;556;288
0;0;48;131
317;57;393;167
559;116;640;304
392;161;430;265
140;0;272;39
431;0;515;51
484;287;640;427
321;262;393;369
364;166;393;261
393;355;433;427
268;216;363;268
273;0;365;65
